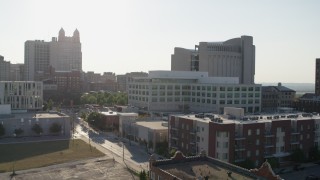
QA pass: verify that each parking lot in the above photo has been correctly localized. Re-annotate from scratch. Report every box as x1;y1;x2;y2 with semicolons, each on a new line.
0;158;137;180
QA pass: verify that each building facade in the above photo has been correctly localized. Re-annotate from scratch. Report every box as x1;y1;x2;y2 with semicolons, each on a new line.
24;28;82;81
0;81;43;111
0;55;10;81
0;111;70;137
316;58;320;96
24;40;50;81
171;36;255;84
261;83;296;112
117;72;148;92
50;28;82;71
169;112;320;167
128;71;261;113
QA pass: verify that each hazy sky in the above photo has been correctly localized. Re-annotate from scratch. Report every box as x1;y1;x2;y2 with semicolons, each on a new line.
0;0;319;83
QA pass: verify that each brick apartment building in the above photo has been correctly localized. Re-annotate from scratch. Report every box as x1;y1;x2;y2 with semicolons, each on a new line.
169;111;320;167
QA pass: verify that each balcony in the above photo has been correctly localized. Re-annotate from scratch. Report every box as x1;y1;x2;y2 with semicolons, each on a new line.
291;131;300;135
171;135;179;140
264;143;274;148
171;126;178;130
235;145;245;151
264;153;274;158
290;140;299;145
264;132;274;137
190;129;197;134
234;158;246;163
235;136;246;140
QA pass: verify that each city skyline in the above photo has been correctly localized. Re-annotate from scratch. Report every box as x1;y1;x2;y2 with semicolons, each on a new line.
0;0;319;83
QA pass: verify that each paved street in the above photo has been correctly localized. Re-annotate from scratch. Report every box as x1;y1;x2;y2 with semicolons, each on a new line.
73;118;150;173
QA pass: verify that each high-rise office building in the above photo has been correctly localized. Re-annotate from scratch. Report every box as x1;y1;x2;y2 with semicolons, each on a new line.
24;40;50;81
50;28;82;71
0;55;10;81
316;58;320;96
171;36;255;84
24;28;82;81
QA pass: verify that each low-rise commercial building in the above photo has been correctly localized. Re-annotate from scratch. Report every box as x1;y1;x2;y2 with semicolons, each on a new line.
0;109;70;137
128;71;261;113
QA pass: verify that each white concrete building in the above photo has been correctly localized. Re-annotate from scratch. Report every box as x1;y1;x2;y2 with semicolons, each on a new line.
0;81;43;111
128;71;261;113
131;120;168;150
171;36;255;84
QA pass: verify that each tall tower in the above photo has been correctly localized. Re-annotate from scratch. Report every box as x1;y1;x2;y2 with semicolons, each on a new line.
58;28;65;41
24;40;50;81
73;29;80;42
50;28;82;71
316;58;320;96
171;36;255;84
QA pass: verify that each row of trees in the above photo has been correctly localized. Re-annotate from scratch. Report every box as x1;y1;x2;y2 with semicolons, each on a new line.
80;92;127;106
0;123;62;137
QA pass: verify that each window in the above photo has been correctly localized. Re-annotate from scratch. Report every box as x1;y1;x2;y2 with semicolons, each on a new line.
216;153;220;159
301;125;303;131
247;151;251;157
256;150;259;156
216;141;220;147
256;139;260;145
223;153;228;159
224;142;229;148
256;129;260;135
248;129;251;136
217;131;220;137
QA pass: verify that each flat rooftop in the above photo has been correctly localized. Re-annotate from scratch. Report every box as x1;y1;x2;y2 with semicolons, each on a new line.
158;160;254;180
175;112;320;125
135;121;167;130
0;112;69;119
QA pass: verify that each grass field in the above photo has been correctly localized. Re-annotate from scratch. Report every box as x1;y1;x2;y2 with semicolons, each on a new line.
0;139;104;172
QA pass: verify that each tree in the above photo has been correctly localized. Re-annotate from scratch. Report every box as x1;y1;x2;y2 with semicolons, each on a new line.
32;124;43;135
155;141;169;157
49;123;62;134
236;159;255;169
0;123;5;137
267;157;279;169
292;148;305;163
139;170;147;180
308;146;320;161
14;128;24;137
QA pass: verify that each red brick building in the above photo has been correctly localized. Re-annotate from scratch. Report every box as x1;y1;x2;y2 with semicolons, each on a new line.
169;112;320;167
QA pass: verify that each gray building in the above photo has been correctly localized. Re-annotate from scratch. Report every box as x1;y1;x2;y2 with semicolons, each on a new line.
171;36;255;84
24;28;82;81
0;55;10;81
261;83;296;112
316;58;320;96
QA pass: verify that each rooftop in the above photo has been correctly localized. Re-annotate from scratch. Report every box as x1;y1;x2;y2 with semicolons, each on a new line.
174;112;320;125
0;112;69;120
150;151;278;180
135;120;168;130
